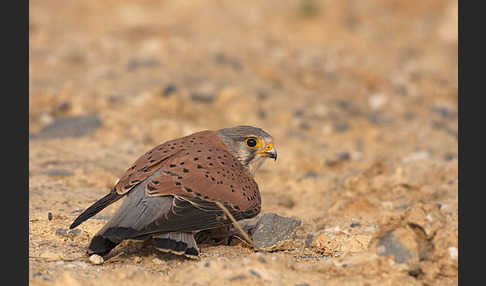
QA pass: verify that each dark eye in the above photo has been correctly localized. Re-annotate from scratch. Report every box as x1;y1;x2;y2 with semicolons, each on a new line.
246;138;257;147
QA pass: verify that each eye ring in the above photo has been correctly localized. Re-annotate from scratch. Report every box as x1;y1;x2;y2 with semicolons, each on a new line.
245;137;260;148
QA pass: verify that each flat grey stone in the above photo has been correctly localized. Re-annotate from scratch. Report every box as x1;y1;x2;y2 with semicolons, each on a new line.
251;213;302;248
32;115;102;140
43;169;74;177
377;232;412;264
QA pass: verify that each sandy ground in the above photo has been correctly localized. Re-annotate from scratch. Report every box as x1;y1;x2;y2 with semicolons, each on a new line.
29;0;458;285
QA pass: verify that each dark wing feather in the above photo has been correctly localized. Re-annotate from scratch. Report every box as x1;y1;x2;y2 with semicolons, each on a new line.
69;131;216;229
70;190;123;229
95;170;259;242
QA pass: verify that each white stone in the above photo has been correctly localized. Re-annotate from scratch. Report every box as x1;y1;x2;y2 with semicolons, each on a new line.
89;254;104;265
403;151;430;163
368;93;387;110
448;247;458;260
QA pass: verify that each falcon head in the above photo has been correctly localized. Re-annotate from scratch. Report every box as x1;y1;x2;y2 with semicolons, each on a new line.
216;125;277;175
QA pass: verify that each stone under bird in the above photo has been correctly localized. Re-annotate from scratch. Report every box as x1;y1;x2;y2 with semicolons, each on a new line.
70;125;277;257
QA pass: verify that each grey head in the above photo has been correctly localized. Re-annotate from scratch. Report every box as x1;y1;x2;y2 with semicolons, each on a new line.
216;125;277;175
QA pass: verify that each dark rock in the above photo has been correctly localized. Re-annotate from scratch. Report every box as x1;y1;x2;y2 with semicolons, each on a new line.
294;109;305;117
345;14;359;31
32;115;102;140
335;99;351;110
304;171;319;178
395;85;408;96
162;84;178;97
92;215;112;221
55;228;68;236
304;234;314;247
443;153;456;161
377;232;412;264
43;169;74;177
299;171;319;181
394;204;410;211
51;102;72;116
367;113;394;125
251;213;302;248
126;58;161;72
430;106;457;119
190;93;215;104
256;90;268;100
432;121;458;139
333;122;349;133
257;109;266;119
248;269;261;278
299;0;319;18
47;212;53;221
350;222;361;228
56;228;81;237
408;267;424;278
299;122;311;130
213;53;243;71
229;274;248;281
325;152;350;167
70;229;81;236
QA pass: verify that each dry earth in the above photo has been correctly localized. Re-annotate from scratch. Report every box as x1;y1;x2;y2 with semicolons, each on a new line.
29;0;458;285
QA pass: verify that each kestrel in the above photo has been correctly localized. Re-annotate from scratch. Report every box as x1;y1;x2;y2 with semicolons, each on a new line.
70;126;277;257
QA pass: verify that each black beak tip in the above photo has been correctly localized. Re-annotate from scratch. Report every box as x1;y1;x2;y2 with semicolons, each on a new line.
267;152;277;161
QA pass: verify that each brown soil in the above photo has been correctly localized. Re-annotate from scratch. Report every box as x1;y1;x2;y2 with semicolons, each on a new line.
29;0;458;285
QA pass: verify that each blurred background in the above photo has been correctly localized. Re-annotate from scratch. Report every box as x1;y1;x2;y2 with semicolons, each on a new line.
29;0;458;285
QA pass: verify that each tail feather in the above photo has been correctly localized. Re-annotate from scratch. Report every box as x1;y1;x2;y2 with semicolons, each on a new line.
153;232;199;257
70;191;123;229
87;235;119;256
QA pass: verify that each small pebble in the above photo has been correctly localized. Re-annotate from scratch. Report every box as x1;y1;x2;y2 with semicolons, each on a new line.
48;212;53;221
229;274;247;281
333;122;349;133
303;171;318;179
448;247;458;259
162;84;177;97
152;258;163;265
304;234;314;248
350;222;361;228
55;228;81;237
89;254;104;265
55;228;68;236
368;93;387;110
249;269;261;278
190;92;215;103
43;169;74;177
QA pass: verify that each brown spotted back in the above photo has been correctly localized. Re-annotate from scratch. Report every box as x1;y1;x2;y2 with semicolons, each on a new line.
114;130;261;212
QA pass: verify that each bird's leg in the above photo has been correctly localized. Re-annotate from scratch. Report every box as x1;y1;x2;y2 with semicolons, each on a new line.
214;201;265;253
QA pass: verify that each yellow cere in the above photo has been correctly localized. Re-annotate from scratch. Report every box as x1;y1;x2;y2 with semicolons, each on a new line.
256;143;274;154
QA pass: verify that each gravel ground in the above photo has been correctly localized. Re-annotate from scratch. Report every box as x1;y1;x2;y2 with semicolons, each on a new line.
29;0;458;285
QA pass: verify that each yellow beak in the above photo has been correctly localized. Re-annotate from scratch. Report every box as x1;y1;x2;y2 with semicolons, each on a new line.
256;143;277;160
